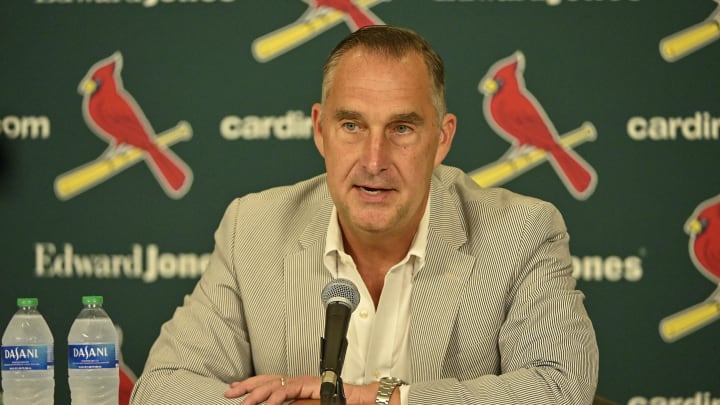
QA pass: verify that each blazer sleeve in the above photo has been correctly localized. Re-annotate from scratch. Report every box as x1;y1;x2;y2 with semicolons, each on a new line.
408;200;599;405
130;199;253;405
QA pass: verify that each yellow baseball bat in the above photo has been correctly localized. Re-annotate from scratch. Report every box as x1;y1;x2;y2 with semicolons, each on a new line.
659;295;720;342
252;0;386;62
660;13;720;62
54;121;192;200
469;122;596;188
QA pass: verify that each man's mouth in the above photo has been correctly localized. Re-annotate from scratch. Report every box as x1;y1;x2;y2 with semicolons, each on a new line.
358;186;387;195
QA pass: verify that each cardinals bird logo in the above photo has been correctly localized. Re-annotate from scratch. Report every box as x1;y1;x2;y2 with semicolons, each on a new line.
251;0;386;63
473;51;598;200
659;195;720;342
54;52;193;200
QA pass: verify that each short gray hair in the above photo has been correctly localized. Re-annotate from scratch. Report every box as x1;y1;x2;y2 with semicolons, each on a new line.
321;25;447;122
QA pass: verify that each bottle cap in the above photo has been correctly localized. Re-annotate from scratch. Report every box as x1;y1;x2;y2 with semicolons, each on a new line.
82;296;104;305
17;297;38;307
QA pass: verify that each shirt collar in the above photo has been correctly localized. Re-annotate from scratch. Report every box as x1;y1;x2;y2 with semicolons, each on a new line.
323;197;430;275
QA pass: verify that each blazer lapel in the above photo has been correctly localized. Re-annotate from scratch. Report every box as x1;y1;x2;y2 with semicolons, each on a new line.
284;198;334;375
409;175;475;382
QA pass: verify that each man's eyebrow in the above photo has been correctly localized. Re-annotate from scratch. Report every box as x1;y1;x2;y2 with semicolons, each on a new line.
331;110;425;125
333;109;363;121
390;112;424;125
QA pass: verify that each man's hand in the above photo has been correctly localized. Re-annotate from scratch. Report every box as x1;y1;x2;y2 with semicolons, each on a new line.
225;374;321;405
224;374;381;405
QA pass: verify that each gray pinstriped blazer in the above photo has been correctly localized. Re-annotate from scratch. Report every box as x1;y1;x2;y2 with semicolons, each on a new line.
131;165;598;405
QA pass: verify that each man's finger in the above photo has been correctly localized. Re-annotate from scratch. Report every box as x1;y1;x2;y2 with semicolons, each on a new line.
224;374;287;400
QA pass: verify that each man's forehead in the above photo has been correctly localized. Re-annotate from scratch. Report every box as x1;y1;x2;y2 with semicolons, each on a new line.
321;48;436;123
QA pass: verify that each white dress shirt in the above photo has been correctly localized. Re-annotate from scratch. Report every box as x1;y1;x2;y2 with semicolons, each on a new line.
322;202;430;405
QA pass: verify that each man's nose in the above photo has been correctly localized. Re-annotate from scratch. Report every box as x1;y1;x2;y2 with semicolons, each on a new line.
361;130;390;175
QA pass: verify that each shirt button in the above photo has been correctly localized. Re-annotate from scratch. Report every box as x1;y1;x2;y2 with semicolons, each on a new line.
359;310;369;319
373;370;381;379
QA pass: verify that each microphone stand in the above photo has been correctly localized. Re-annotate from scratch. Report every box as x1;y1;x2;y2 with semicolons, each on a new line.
320;377;346;405
319;336;348;405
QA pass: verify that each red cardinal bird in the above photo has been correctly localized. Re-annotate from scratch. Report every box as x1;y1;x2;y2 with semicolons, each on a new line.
310;0;382;30
480;51;596;199
686;195;720;283
79;52;191;197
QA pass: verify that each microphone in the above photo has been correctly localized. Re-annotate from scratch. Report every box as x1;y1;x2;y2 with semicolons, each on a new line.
319;278;360;402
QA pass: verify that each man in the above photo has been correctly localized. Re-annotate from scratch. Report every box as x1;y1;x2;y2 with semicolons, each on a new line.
130;26;598;404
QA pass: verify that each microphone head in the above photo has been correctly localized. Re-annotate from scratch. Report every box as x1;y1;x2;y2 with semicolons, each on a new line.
321;278;360;312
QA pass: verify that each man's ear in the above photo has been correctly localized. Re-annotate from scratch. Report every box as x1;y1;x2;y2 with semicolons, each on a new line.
434;112;457;167
312;103;325;158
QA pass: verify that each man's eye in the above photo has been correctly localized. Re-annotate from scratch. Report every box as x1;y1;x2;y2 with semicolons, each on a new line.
342;122;358;131
388;124;418;146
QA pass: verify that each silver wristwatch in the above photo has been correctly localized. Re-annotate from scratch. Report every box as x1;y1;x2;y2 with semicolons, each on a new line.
375;376;405;404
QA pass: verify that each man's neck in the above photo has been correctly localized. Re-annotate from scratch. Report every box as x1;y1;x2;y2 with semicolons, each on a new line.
341;228;415;307
344;224;414;268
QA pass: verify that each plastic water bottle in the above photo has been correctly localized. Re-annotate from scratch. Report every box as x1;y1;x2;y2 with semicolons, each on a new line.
1;297;55;405
67;296;118;405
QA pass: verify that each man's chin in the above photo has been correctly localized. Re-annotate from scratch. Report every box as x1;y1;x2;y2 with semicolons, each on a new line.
349;212;398;235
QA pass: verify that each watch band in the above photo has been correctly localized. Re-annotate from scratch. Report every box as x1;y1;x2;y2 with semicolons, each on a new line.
375;376;405;405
